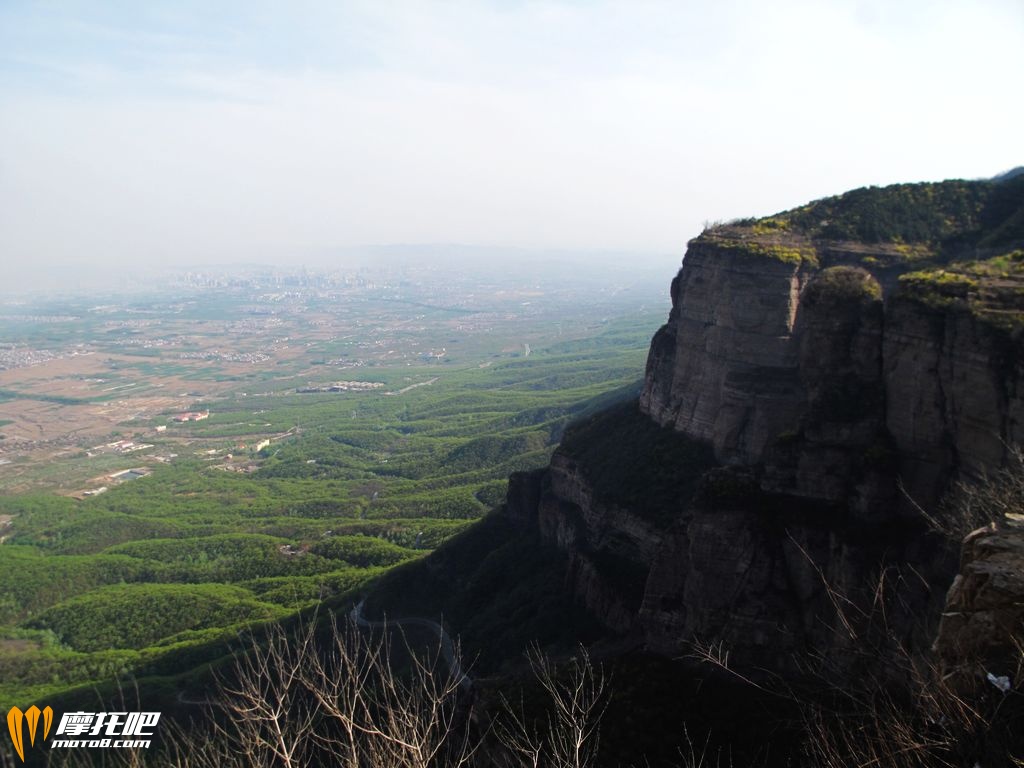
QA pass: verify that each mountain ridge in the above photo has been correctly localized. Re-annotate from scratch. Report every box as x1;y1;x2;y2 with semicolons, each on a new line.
370;175;1024;674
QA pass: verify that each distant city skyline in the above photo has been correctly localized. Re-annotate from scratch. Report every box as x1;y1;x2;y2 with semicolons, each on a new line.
1;0;1021;291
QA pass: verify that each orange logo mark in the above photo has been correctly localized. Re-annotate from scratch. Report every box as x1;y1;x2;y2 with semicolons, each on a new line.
6;706;53;762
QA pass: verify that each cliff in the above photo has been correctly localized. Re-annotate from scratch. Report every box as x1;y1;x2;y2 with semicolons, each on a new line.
507;176;1024;669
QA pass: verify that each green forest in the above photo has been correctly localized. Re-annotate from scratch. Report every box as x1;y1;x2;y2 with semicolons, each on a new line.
0;314;659;707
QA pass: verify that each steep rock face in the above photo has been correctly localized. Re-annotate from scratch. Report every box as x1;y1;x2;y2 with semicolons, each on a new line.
638;477;945;668
642;238;1024;509
763;265;889;511
883;295;1024;506
640;237;813;466
527;453;668;634
507;178;1024;668
636;239;1023;659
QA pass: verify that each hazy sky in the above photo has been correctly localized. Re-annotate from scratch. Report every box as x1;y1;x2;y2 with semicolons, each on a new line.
1;0;1021;284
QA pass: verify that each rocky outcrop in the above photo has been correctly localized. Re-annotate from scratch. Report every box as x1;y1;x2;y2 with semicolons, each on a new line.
506;178;1024;670
639;236;814;466
934;517;1024;677
641;231;1024;511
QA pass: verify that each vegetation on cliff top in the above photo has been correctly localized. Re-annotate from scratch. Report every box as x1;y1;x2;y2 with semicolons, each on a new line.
693;231;820;267
786;180;991;243
898;250;1024;332
786;174;1024;246
696;174;1024;335
804;266;883;303
701;175;1024;268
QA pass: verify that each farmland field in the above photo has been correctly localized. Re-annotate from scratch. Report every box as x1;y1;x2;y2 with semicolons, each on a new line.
0;257;672;706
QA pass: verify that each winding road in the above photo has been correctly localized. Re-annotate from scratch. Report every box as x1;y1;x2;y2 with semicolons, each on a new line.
350;600;472;690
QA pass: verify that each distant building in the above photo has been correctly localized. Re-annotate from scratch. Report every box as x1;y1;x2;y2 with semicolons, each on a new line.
110;469;148;482
255;439;271;452
173;410;210;422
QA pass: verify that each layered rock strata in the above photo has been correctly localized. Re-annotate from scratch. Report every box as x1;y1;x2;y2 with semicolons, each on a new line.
507;179;1024;667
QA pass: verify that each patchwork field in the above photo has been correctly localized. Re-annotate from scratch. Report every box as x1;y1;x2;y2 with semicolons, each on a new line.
0;260;671;706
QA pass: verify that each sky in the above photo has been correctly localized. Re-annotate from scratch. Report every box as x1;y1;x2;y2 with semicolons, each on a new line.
0;0;1021;288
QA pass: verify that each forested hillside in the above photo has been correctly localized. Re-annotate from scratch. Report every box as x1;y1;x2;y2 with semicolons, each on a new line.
0;315;658;707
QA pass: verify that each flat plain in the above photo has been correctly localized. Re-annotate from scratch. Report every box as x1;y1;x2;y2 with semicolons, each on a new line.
0;257;671;706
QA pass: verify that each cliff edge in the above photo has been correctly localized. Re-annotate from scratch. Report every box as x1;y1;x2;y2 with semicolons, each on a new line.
508;175;1024;669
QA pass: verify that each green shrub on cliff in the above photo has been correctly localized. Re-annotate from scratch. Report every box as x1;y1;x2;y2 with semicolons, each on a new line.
805;266;883;303
898;256;1024;332
957;249;1024;278
787;181;990;243
899;269;978;301
696;232;819;266
748;175;1024;252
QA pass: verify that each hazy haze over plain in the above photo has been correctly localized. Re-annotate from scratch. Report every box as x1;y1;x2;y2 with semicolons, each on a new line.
1;0;1021;291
